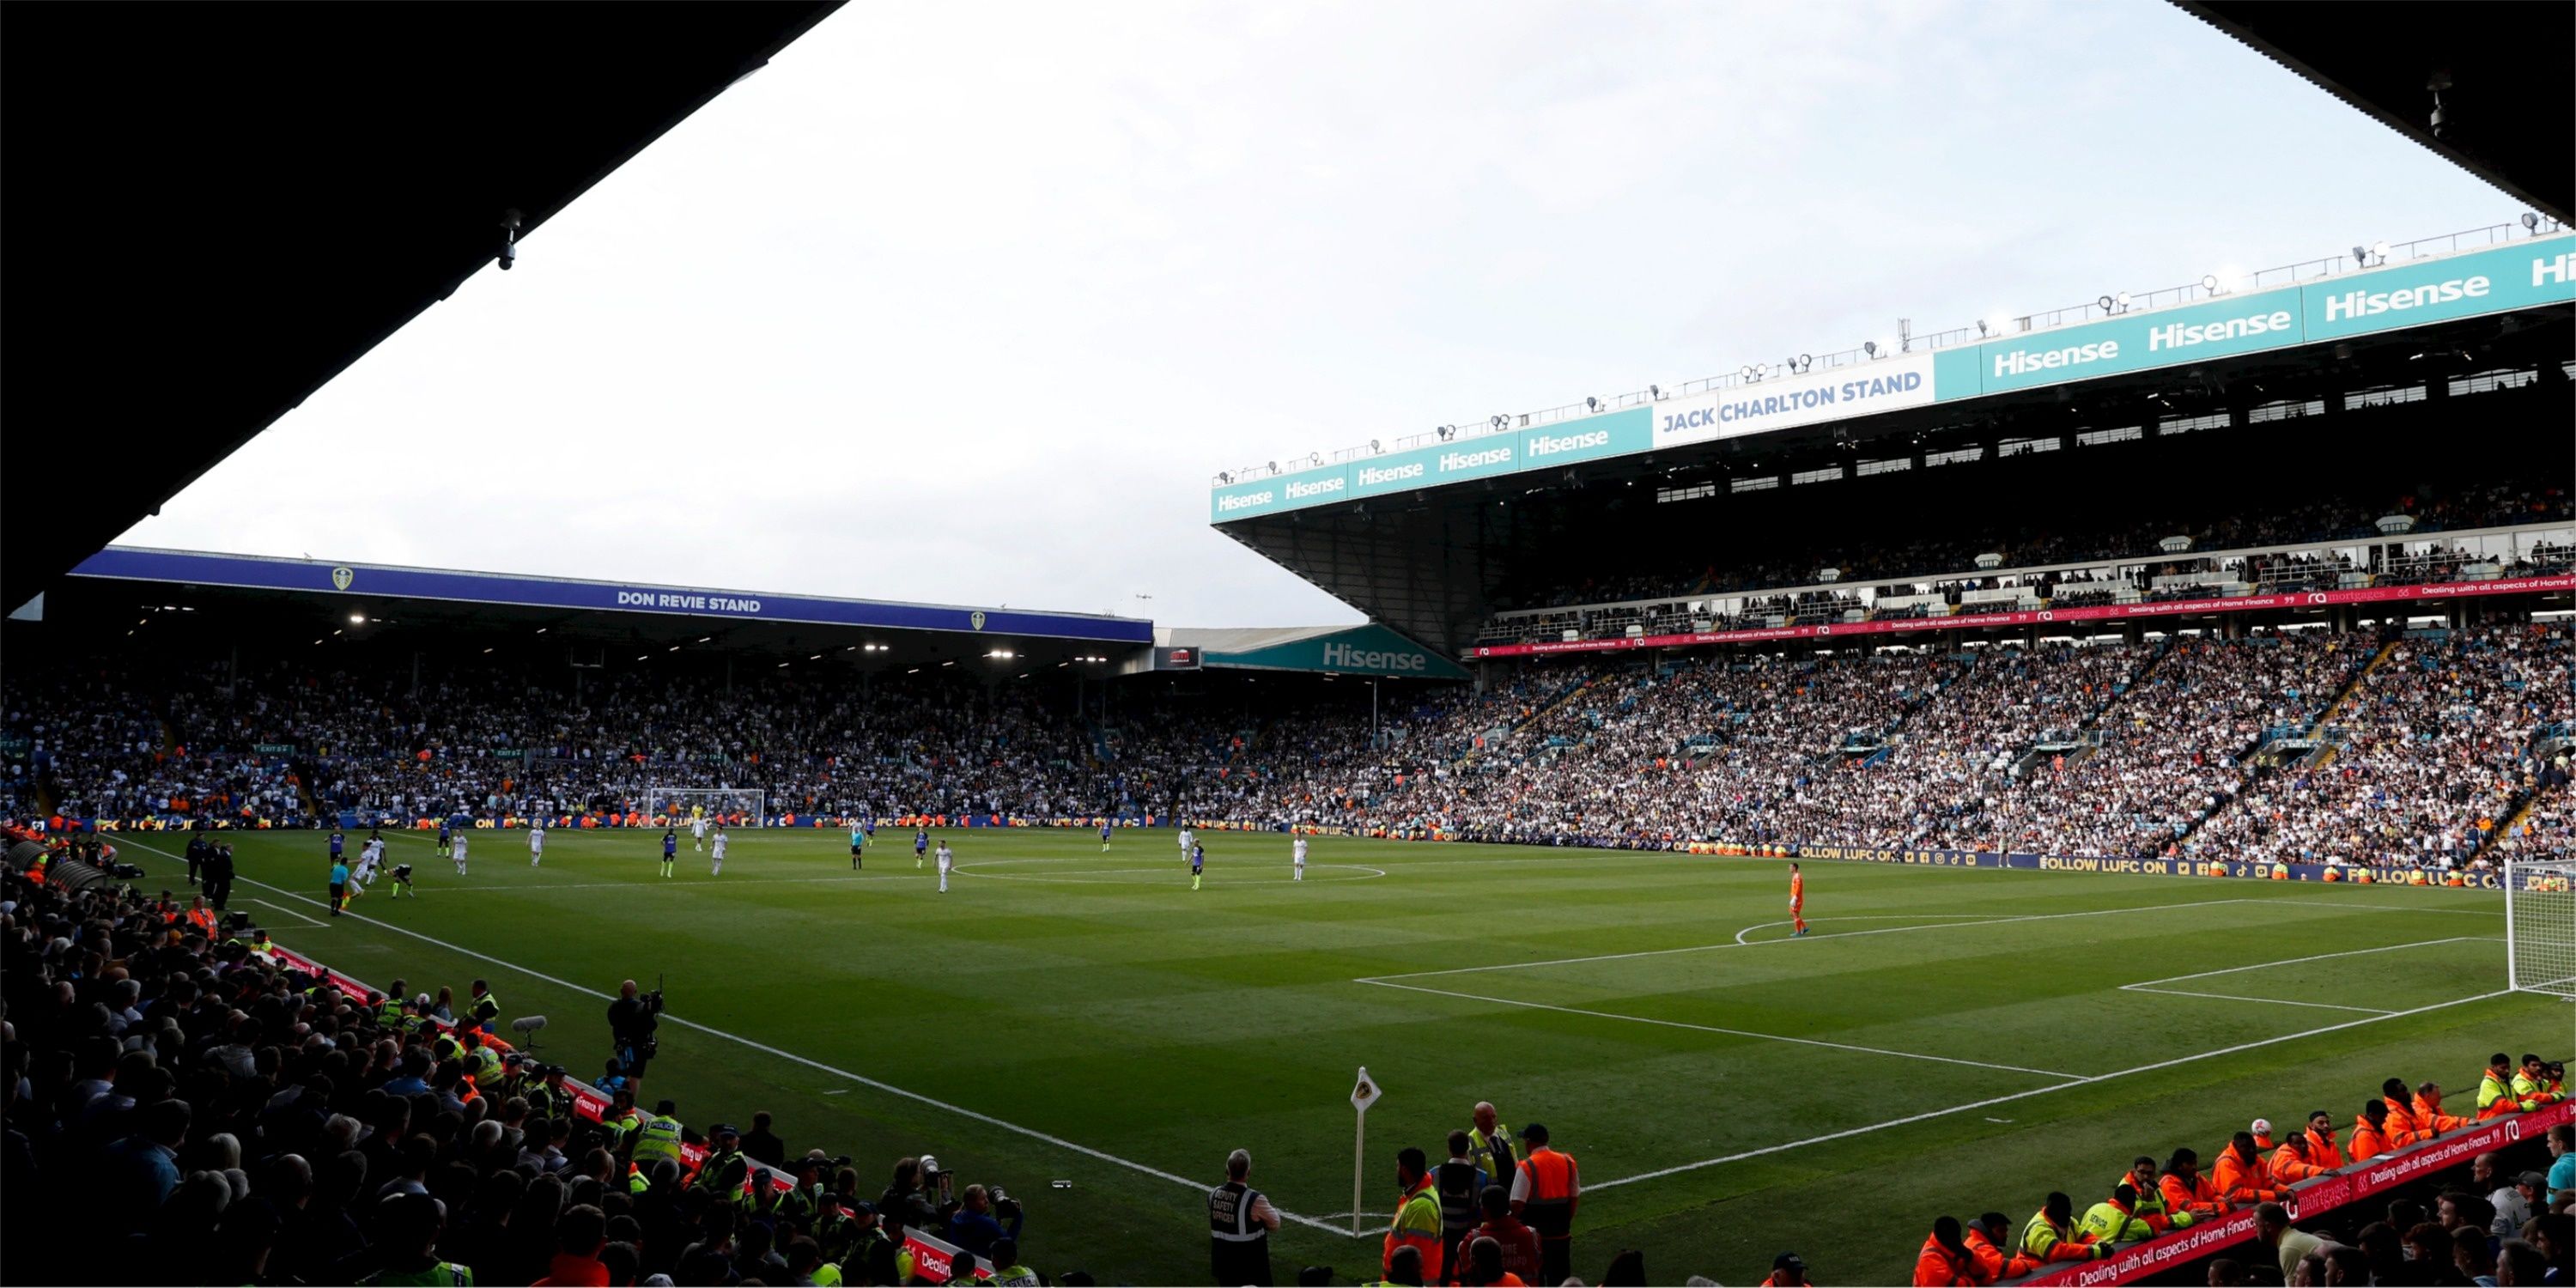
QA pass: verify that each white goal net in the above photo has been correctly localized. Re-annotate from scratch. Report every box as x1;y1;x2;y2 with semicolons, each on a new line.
647;787;767;826
2505;860;2576;999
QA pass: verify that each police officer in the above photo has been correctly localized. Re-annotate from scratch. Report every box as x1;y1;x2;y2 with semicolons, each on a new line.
467;979;501;1034
185;823;208;887
1467;1102;1519;1182
526;1063;571;1125
630;1098;686;1173
1209;1147;1279;1285
697;1123;747;1194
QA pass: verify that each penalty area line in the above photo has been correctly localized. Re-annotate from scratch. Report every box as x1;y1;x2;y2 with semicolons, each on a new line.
112;836;1364;1240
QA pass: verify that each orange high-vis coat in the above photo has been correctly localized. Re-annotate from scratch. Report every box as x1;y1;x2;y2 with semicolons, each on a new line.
2269;1143;2330;1183
1965;1227;2032;1281
1911;1234;1982;1287
2345;1119;2397;1162
2300;1128;2346;1170
2210;1145;2281;1206
2410;1093;2468;1135
2159;1170;2227;1220
2381;1096;2428;1148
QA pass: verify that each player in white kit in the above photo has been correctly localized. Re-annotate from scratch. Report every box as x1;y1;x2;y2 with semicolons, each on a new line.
529;822;545;867
1292;835;1308;882
1177;826;1194;864
355;835;386;886
935;840;954;893
453;831;470;876
691;812;709;853
710;825;728;875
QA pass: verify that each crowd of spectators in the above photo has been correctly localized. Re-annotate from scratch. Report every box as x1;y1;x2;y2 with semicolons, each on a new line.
0;858;1061;1286
1476;480;2572;646
9;621;2574;874
2196;626;2575;869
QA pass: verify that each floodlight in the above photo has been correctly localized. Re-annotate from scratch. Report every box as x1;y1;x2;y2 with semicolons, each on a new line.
1862;341;1877;357
2115;291;2131;307
2524;212;2541;231
2352;244;2369;264
2370;240;2389;261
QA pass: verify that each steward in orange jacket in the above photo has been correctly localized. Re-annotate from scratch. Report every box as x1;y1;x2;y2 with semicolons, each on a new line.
2298;1112;2347;1170
2211;1132;2282;1206
2380;1078;2430;1147
2269;1133;2330;1183
2410;1082;2469;1135
1912;1217;1983;1287
1966;1213;2029;1281
2346;1100;2399;1161
2114;1157;2178;1234
2158;1149;2227;1221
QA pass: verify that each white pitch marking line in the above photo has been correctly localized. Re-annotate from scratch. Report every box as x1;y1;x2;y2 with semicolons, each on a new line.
1734;913;1996;945
2122;936;2501;987
2122;987;2395;1015
1358;978;2083;1078
1370;897;2277;983
1586;987;2520;1192
111;836;1364;1241
249;897;331;928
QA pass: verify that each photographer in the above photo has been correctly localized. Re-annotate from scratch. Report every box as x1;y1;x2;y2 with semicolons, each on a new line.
945;1182;1024;1260
606;978;662;1091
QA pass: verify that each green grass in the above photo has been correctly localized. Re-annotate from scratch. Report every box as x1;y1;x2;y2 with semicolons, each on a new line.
117;825;2562;1285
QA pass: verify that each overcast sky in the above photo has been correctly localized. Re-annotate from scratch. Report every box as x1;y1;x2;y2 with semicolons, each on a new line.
124;0;2519;626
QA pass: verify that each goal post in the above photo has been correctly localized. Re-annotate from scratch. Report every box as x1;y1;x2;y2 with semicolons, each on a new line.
2504;860;2576;999
647;787;768;827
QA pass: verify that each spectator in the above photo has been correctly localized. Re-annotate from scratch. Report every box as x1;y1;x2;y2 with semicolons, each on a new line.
945;1182;1024;1260
2493;1172;2545;1239
1469;1185;1543;1287
743;1110;786;1169
2258;1202;2328;1283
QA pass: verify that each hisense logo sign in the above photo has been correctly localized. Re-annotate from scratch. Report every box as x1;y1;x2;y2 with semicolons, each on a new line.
1357;461;1425;487
1439;447;1513;472
1527;429;1610;458
1321;641;1427;671
2319;273;2490;321
1285;476;1345;500
1216;490;1275;513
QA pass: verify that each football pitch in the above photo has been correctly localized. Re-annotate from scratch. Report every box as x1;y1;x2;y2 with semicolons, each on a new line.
118;826;2562;1285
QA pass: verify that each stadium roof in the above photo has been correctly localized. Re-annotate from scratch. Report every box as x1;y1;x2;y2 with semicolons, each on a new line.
2177;1;2573;223
1213;234;2575;653
0;3;843;613
60;546;1149;653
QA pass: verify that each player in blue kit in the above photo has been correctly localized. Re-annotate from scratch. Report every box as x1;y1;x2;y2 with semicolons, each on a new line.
329;828;345;864
436;820;453;860
1190;841;1205;892
660;827;677;878
914;828;929;869
1101;820;1113;852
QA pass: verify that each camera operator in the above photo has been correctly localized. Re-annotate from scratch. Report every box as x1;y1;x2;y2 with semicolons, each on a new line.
945;1181;1024;1260
606;978;662;1091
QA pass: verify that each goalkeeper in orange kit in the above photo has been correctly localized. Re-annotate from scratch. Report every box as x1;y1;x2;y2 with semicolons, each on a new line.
1789;862;1808;936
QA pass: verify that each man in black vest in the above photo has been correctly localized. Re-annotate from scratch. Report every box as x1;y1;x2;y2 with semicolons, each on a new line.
1434;1130;1489;1275
1208;1147;1279;1285
202;841;236;912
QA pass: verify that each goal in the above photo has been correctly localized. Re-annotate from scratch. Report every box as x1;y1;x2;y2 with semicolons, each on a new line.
647;787;768;826
2504;860;2576;999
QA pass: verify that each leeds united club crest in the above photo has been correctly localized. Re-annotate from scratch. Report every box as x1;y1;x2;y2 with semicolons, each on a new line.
331;566;355;591
970;611;986;631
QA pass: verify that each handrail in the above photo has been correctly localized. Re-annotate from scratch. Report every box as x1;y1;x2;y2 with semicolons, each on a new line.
1212;216;2570;486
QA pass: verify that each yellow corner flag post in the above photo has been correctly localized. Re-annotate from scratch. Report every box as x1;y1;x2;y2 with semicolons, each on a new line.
1351;1066;1382;1236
